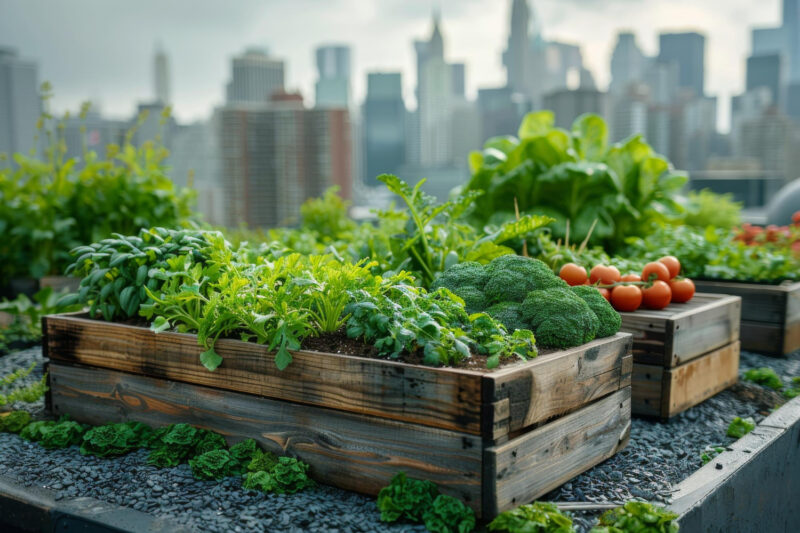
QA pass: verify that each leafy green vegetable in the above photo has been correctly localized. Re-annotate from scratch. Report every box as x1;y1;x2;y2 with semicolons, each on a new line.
784;377;800;399
147;423;204;467
39;420;86;449
464;112;686;252
80;421;151;457
679;189;741;230
242;456;314;494
521;288;599;348
591;501;679;533
489;501;575;533
726;417;756;439
377;472;439;523
571;285;621;338
743;367;783;390
0;288;83;353
0;410;32;433
247;449;279;472
229;438;259;465
422;494;476;533
0;362;48;407
19;420;55;441
700;445;725;465
189;449;243;480
192;429;227;455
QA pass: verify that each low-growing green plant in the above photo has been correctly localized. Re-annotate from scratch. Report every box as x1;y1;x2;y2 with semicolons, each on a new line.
726;416;756;439
243;456;315;494
229;438;259;465
247;449;279;472
422;494;476;533
679;189;741;230
784;377;800;399
0;362;48;407
743;367;783;390
0;410;31;433
0;287;82;353
699;445;725;465
591;501;679;533
80;421;152;457
189;449;243;480
488;501;575;532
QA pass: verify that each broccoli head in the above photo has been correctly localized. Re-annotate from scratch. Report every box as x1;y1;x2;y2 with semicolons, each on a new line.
485;302;527;332
483;255;567;304
430;261;488;292
571;285;621;338
520;288;599;348
450;286;487;315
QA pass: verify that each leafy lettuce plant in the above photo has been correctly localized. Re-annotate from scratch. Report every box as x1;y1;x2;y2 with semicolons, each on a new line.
726;417;755;439
591;501;679;533
243;456;314;494
743;367;783;390
80;421;152;457
0;410;32;433
464;112;686;252
489;501;575;533
189;449;243;480
422;494;476;533
0;362;48;407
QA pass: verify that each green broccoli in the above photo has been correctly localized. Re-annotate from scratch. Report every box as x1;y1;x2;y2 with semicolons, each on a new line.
485;302;527;332
449;286;487;314
484;255;567;304
430;261;488;292
571;285;621;338
520;288;599;348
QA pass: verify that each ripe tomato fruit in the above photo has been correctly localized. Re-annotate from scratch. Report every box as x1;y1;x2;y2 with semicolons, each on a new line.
642;262;671;283
658;256;681;279
669;278;695;303
597;287;611;302
590;265;621;285
611;285;642;312
642;280;672;309
621;273;642;282
559;263;588;286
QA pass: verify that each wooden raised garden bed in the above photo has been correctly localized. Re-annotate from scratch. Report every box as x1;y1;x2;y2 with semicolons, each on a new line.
42;313;632;518
693;280;800;356
618;293;741;418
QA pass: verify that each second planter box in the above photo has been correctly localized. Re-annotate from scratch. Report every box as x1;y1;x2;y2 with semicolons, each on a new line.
618;293;742;418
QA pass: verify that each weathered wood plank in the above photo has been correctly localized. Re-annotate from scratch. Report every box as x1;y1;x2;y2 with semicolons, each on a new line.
483;388;631;517
631;363;665;417
693;280;798;325
48;362;485;513
739;320;786;356
482;334;632;437
664;341;740;417
43;314;485;435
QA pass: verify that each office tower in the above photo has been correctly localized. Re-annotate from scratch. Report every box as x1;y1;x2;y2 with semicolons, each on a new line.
451;63;466;99
730;87;773;150
504;0;530;94
752;27;786;56
415;12;454;166
545;41;585;92
225;48;285;105
0;47;40;159
62;108;126;162
658;32;706;97
610;32;646;93
746;54;785;109
785;0;800;82
610;83;649;142
477;87;527;140
542;89;607;130
682;96;718;170
787;83;800;120
363;72;406;183
169;119;224;225
645;60;680;106
450;101;481;169
154;44;170;105
738;108;798;175
315;45;351;109
219;95;352;228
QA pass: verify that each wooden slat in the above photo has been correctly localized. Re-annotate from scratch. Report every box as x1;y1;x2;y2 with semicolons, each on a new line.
43;314;485;435
482;334;632;438
483;387;631;517
693;280;797;325
664;341;740;417
739;320;785;356
784;320;800;355
48;362;484;513
631;363;665;417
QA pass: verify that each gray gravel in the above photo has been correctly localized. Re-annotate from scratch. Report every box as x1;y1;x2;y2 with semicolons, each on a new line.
0;345;797;532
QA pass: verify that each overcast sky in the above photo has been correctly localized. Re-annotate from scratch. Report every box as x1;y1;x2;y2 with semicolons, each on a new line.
0;0;784;131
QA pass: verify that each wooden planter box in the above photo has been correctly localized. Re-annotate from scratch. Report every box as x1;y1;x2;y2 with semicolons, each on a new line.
693;280;800;356
42;313;632;518
618;294;741;418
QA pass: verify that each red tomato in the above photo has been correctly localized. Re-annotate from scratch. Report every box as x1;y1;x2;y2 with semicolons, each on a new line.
590;265;621;285
611;285;642;312
669;278;695;303
642;262;671;283
642;280;672;309
658;256;681;279
597;287;611;302
621;273;642;282
559;263;588;286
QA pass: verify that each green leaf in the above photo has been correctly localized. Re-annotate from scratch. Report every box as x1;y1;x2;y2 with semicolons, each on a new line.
571;113;608;160
151;316;170;333
200;348;223;371
518;111;554;139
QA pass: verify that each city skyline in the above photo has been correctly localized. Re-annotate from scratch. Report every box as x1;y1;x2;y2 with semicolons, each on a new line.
0;0;785;131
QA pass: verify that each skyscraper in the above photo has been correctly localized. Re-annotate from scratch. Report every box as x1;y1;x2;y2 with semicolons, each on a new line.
658;32;706;97
785;0;800;83
363;72;406;183
746;54;785;109
153;44;170;105
504;0;530;95
543;89;607;129
0;47;40;159
610;32;646;93
315;45;351;109
225;48;285;105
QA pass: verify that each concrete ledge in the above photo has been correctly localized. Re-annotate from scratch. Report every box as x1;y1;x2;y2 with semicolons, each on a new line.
669;396;800;532
0;475;189;533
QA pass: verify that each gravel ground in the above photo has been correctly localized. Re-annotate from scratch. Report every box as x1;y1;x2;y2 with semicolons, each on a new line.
0;345;798;532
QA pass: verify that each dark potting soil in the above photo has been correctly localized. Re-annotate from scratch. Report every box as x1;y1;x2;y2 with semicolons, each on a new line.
0;345;798;532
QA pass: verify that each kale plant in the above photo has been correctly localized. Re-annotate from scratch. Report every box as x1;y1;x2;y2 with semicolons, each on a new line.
591;501;679;533
489;501;575;533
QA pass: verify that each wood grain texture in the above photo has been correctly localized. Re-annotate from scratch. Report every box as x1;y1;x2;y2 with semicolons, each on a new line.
665;341;740;416
483;387;631;517
48;362;485;512
481;334;632;439
739;320;791;356
44;314;485;435
631;363;665;417
618;294;741;366
693;280;800;327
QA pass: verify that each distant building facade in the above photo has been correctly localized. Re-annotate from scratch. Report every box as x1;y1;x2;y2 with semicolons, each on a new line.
363;72;406;183
315;45;350;109
225;48;285;105
0;47;40;159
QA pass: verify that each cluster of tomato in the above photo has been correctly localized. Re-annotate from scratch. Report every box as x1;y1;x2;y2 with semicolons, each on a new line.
733;211;800;253
559;256;695;312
